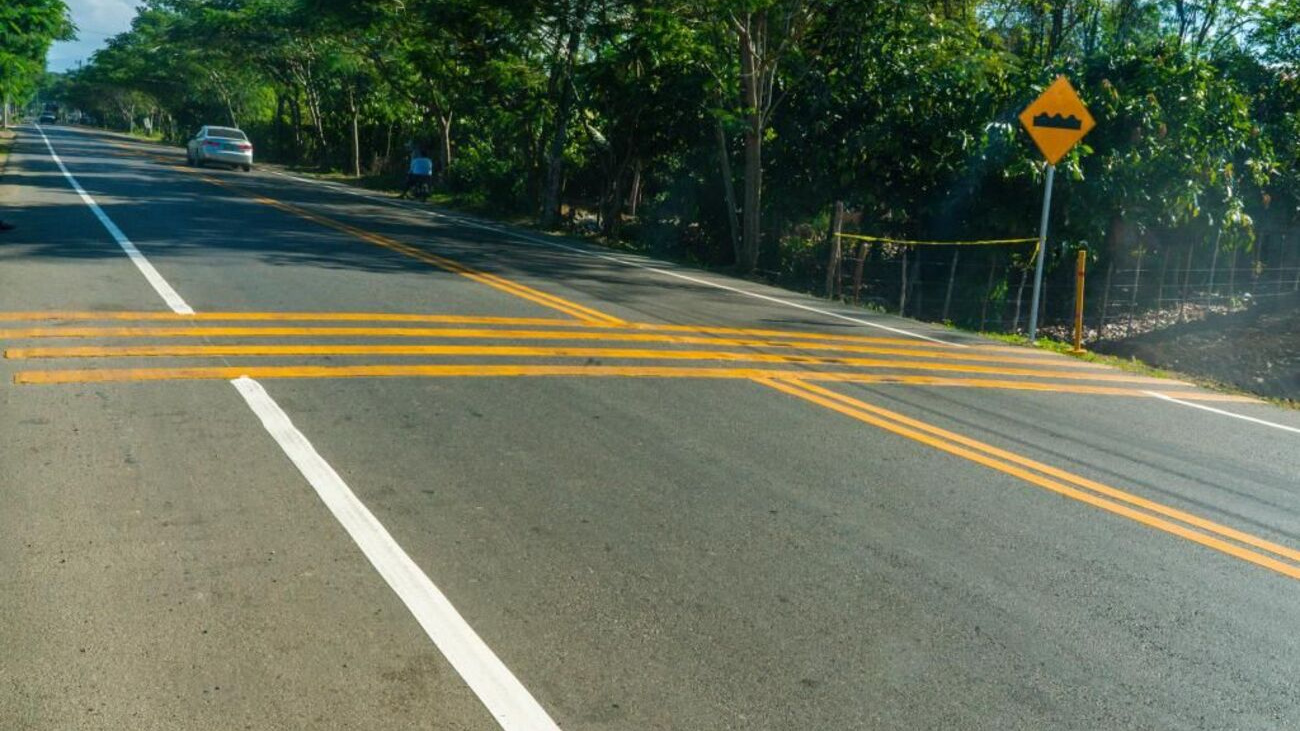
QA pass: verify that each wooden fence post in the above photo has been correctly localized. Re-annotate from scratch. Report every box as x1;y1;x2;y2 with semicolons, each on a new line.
1012;266;1028;333
979;253;998;332
898;249;909;316
824;201;845;298
851;242;868;304
1180;240;1195;322
1126;248;1145;337
1098;259;1114;337
941;248;960;323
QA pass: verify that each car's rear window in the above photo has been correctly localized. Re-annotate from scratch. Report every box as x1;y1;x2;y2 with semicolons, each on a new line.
208;127;247;140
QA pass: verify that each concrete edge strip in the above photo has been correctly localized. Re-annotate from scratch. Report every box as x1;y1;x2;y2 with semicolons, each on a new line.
40;126;563;731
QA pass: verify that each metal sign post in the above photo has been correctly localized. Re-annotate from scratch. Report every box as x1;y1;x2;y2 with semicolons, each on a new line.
1027;164;1055;341
1018;76;1095;342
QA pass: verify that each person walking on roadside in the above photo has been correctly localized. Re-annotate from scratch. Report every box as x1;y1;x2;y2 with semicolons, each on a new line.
399;149;435;200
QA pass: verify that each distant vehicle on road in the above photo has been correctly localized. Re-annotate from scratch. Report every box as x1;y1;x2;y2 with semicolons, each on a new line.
37;113;56;125
186;126;253;171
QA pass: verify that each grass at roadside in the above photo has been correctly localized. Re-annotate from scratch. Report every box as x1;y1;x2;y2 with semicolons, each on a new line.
982;331;1297;409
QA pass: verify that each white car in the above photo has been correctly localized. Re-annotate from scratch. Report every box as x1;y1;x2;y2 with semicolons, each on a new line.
186;126;253;171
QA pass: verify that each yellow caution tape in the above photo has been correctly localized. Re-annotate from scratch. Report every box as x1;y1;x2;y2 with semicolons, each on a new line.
835;233;1038;246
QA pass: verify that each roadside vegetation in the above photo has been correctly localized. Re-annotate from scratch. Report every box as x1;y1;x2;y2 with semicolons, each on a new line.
1;0;73;125
33;1;1300;335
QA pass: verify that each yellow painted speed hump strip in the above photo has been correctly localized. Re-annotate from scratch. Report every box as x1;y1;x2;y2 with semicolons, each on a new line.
1019;76;1096;165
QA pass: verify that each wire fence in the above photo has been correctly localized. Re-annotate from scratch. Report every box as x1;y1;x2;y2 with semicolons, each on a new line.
825;230;1300;342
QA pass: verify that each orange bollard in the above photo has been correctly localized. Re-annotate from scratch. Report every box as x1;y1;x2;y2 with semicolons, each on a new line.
1072;249;1087;354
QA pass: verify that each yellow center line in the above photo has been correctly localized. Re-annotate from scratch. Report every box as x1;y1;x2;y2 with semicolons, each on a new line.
1;344;1167;384
758;378;1300;581
193;175;624;326
785;380;1300;563
10;363;1243;402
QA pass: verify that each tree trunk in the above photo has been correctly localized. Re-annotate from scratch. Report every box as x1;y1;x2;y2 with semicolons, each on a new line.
737;11;766;274
349;89;361;178
438;113;453;180
715;120;742;263
628;159;643;217
274;93;286;160
541;6;585;229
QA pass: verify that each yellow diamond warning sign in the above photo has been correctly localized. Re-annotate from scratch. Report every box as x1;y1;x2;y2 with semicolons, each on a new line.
1019;76;1096;165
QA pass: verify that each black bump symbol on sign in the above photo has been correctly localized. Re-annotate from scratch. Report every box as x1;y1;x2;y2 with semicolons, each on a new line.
1033;113;1083;131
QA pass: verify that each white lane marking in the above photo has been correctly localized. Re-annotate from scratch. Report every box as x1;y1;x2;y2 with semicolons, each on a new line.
1144;391;1300;435
232;378;561;730
266;169;966;347
35;124;194;315
47;130;562;731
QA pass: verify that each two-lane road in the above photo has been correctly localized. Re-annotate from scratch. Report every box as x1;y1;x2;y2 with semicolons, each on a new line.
2;124;1298;730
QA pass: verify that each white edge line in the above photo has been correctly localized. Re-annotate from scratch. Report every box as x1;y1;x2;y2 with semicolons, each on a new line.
44;128;560;731
1144;391;1300;435
232;377;561;730
265;170;968;347
35;124;194;315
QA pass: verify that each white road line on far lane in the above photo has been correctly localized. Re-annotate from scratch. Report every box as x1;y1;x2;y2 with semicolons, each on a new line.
268;169;966;347
1144;391;1300;435
44;129;563;731
232;378;561;731
34;124;194;315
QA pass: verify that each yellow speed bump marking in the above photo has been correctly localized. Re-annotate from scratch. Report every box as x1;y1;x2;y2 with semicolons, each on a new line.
0;323;1106;368
6;337;1113;370
759;378;1300;580
0;312;1075;362
0;311;582;326
2;344;1168;384
11;363;1242;402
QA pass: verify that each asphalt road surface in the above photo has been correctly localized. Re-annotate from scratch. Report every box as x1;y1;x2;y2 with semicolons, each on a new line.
2;125;1298;731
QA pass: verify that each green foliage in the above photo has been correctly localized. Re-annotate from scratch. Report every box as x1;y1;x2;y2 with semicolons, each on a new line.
27;0;1300;325
1;0;73;105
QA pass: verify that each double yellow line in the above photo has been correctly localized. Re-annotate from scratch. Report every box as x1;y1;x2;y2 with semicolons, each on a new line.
115;140;624;327
761;379;1300;581
236;189;623;326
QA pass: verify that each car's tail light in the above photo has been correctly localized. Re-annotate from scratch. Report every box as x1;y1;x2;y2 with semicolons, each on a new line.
203;140;220;147
236;143;252;151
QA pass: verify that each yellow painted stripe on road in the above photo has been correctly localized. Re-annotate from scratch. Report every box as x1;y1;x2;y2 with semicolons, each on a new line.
12;363;1240;402
0;311;580;326
759;378;1300;581
1;343;1166;384
0;323;1107;367
5;337;1111;370
0;312;1075;363
789;380;1300;564
195;175;623;326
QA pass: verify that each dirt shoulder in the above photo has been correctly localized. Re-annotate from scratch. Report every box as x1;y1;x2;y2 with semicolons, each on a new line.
1092;294;1300;404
